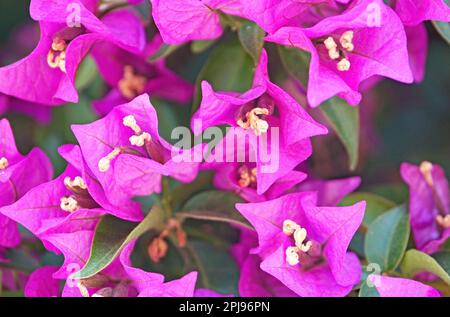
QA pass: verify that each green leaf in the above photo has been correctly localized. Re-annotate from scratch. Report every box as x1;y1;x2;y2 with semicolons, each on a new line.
367;183;409;204
320;97;360;170
278;45;311;87
148;44;182;62
432;0;450;45
75;55;98;91
179;190;253;230
433;251;450;275
238;21;265;64
78;206;165;279
340;192;396;229
187;240;239;295
358;282;380;297
364;205;410;272
191;37;254;114
433;21;450;45
191;40;217;54
400;249;450;285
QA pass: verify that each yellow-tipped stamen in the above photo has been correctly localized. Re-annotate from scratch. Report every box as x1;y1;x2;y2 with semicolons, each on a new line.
337;58;351;71
340;31;354;52
60;196;79;212
47;38;67;73
293;227;312;253
286;246;300;266
237;107;270;136
64;176;87;190
283;219;300;236
420;161;434;187
0;157;9;170
324;36;337;50
118;66;147;100
436;215;450;229
98;147;121;172
324;36;339;60
283;219;313;265
129;133;151;147
123;115;141;135
123;115;152;147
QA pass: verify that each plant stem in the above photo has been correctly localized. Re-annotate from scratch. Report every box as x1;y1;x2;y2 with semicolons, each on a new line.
161;177;173;219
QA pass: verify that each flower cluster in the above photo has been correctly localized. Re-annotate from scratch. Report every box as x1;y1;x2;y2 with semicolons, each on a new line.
0;0;449;298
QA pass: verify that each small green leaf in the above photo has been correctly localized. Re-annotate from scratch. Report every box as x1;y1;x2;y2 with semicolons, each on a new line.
191;37;254;114
340;192;396;229
238;21;265;64
400;249;450;285
358;282;380;297
187;240;239;295
320;97;360;170
148;44;182;62
365;205;410;272
433;251;450;275
432;0;450;45
433;21;450;45
191;40;217;54
78;206;165;279
179;190;252;230
278;46;311;87
75;55;98;91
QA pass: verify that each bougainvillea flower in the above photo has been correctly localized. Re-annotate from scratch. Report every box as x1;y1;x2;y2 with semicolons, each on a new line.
54;239;197;298
150;0;243;44
192;50;327;194
231;175;360;296
25;266;60;297
0;144;142;261
0;118;53;248
203;127;308;202
368;275;440;297
73;94;203;199
236;192;365;296
91;34;193;116
400;161;450;254
394;0;450;26
266;0;413;107
0;0;145;105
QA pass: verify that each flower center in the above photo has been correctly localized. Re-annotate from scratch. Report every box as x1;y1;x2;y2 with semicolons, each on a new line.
123;115;152;147
0;157;9;170
237;165;257;188
97;115;167;173
322;30;354;72
282;219;313;266
47;37;68;73
237;107;270;136
60;196;79;212
118;66;147;100
60;176;99;212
